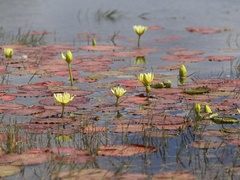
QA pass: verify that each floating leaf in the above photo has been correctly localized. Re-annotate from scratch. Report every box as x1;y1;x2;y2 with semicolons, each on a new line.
54;153;94;164
186;27;221;34
115;173;148;180
79;45;125;51
154;36;181;42
183;87;211;94
211;116;239;124
207;55;237;62
189;140;227;149
152;172;197;180
4;105;45;116
161;55;205;62
83;126;108;134
98;144;156;156
142;131;178;138
112;124;151;133
0;165;21;177
51;169;114;180
0;153;51;166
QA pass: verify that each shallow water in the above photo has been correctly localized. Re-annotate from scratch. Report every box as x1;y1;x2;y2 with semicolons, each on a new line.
0;0;240;179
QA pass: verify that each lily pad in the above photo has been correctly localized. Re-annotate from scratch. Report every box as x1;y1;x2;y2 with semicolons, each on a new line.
0;153;51;166
183;87;211;94
153;172;196;180
51;169;114;180
211;116;239;124
189;140;227;149
98;144;156;156
0;165;21;177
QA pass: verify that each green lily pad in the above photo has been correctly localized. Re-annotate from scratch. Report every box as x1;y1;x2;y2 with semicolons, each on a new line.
0;165;21;177
183;86;211;94
211;116;239;124
151;82;165;88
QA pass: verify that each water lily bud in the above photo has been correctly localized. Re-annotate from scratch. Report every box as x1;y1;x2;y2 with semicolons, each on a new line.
163;80;172;88
179;77;187;86
4;48;13;58
62;50;73;64
92;39;97;46
146;85;151;93
204;104;212;113
194;103;201;115
179;64;187;77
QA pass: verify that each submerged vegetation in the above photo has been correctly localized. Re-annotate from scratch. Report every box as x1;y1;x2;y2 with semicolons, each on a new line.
0;21;239;179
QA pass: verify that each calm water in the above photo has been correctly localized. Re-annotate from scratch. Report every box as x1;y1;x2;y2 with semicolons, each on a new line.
1;0;240;77
0;1;240;179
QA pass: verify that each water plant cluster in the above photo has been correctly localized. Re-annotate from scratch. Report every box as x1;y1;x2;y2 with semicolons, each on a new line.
0;24;239;179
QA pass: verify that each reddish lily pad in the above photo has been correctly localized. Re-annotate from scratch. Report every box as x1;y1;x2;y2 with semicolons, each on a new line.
27;147;79;154
98;144;156;156
54;153;94;164
167;50;204;56
0;153;51;166
0;94;16;101
0;132;27;143
51;169;114;180
142;131;178;138
152;172;197;180
83;126;108;134
79;45;125;51
207;55;237;61
189;140;227;149
133;114;187;125
154;36;181;42
0;165;21;177
161;55;205;62
186;27;221;34
4;105;45;116
103;47;160;58
30;117;76;125
148;25;164;30
194;129;227;137
112;124;151;133
10;91;52;97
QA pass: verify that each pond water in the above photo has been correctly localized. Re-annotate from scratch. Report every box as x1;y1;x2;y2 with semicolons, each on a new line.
0;0;240;179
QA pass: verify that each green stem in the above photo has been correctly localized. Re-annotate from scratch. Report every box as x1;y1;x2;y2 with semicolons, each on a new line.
61;104;65;118
115;97;119;107
68;63;74;86
137;35;141;47
145;85;151;99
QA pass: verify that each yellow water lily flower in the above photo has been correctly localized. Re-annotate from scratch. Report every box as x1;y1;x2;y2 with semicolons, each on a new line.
133;25;148;36
133;25;148;47
179;64;187;77
138;72;154;86
61;50;73;64
111;86;126;98
54;92;74;105
4;48;13;58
